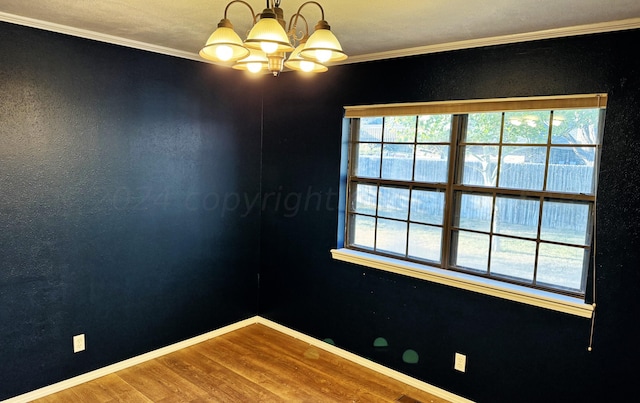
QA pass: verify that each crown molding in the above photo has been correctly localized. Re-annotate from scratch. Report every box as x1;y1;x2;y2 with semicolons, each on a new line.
2;12;639;66
0;11;202;62
341;17;640;65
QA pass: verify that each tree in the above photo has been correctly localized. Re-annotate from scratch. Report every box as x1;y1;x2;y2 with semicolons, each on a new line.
464;108;601;187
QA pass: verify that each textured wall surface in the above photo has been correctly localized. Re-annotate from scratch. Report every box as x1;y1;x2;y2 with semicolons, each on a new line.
0;22;262;399
259;30;640;402
2;18;639;403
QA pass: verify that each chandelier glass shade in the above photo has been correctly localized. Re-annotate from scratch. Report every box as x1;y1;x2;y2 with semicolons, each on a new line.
199;0;347;76
284;36;328;73
231;48;269;73
199;19;249;62
298;20;347;63
244;8;295;54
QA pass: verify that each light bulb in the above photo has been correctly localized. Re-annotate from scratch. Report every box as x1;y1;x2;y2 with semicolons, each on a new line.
300;60;315;72
215;45;233;61
315;49;332;63
260;42;278;54
247;62;262;73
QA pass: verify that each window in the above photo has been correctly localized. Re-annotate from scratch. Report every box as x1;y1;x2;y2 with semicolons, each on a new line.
334;95;606;315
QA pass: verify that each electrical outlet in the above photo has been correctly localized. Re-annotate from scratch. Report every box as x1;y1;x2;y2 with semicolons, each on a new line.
73;334;85;353
454;352;466;372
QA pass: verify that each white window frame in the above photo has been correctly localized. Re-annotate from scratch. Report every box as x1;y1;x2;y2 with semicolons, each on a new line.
332;94;607;318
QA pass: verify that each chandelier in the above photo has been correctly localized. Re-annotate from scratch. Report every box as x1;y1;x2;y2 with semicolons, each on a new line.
199;0;347;76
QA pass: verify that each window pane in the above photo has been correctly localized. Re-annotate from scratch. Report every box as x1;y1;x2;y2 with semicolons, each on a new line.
551;109;600;145
350;183;377;215
417;114;452;142
466;112;501;143
384;116;416;142
358;117;383;141
410;189;444;225
540;201;590;245
494;197;539;238
415;145;449;182
455;193;492;232
537;243;586;291
408;223;442;262
499;146;546;190
354;143;381;178
453;230;489;272
460;146;498;186
376;218;407;256
381;144;414;180
490;236;536;282
547;147;596;194
503;111;550;143
349;214;375;249
378;186;409;220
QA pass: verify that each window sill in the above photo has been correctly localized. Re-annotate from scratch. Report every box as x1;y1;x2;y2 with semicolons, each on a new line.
330;248;594;319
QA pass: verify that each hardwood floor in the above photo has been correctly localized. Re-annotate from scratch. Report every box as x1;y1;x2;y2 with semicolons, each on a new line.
31;323;453;402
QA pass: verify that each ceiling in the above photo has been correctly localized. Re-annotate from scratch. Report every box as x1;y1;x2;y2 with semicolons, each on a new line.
1;0;640;65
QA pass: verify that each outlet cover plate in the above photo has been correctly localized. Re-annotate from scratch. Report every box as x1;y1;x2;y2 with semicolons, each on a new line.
73;334;85;353
454;352;466;372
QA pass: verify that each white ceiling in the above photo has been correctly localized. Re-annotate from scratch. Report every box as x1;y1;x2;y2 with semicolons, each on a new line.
1;0;640;65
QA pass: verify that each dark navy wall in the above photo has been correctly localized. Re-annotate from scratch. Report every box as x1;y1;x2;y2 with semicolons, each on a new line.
2;18;639;403
0;23;262;399
259;30;640;402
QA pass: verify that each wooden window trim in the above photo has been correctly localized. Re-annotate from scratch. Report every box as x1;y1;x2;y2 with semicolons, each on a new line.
344;94;607;118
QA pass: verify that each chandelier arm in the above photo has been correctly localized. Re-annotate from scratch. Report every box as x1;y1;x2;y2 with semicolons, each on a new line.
223;0;258;24
288;13;309;42
294;1;325;21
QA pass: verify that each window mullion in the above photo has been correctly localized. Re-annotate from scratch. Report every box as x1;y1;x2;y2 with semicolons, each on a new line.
487;113;506;277
442;115;465;269
406;117;419;258
372;118;387;252
345;119;361;247
532;112;555;287
487;193;497;276
542;111;554;192
532;196;545;287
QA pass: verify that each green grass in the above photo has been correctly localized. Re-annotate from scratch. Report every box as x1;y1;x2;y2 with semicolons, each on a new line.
350;217;587;291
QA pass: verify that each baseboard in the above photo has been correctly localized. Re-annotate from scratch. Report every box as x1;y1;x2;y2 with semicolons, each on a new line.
255;317;475;403
2;317;258;403
4;316;474;403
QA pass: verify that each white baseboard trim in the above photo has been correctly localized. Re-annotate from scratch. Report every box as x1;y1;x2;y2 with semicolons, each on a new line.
255;317;475;403
2;317;257;403
4;316;474;403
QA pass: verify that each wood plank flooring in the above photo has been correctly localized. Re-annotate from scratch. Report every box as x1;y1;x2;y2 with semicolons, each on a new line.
31;323;453;402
